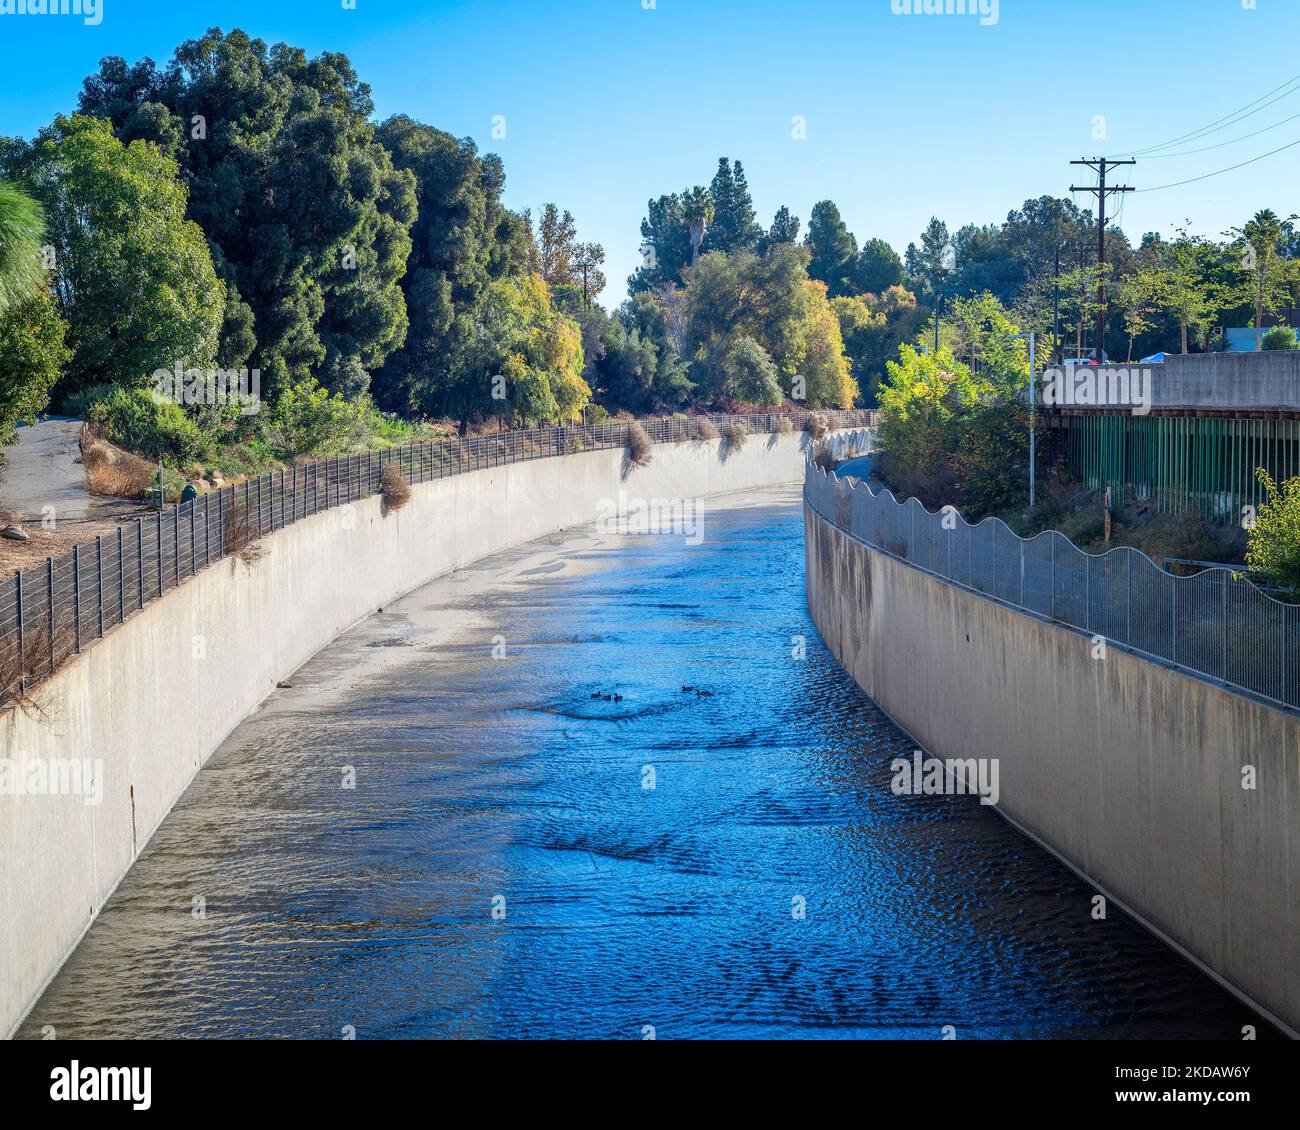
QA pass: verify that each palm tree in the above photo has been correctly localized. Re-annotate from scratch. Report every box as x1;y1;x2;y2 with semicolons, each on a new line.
0;179;46;316
683;187;714;269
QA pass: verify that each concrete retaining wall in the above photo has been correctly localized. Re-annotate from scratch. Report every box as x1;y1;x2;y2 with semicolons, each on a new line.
805;503;1300;1036
0;431;817;1037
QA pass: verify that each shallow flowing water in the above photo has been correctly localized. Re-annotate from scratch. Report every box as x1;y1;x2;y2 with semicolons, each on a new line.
18;487;1277;1039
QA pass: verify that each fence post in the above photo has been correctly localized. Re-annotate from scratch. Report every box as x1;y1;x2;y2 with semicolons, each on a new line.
1221;570;1229;681
138;521;144;609
73;545;81;654
48;556;55;673
1051;535;1057;621
1285;610;1291;706
1019;537;1025;609
157;510;163;597
1171;578;1178;666
204;493;211;566
1125;551;1131;642
15;571;24;694
257;476;264;535
96;537;104;639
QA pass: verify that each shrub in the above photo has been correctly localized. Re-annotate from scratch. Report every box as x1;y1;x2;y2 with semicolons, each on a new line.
776;417;795;435
1244;468;1300;594
81;433;158;498
627;420;652;467
720;421;748;451
812;443;836;473
1263;325;1298;351
223;499;264;568
694;417;719;441
380;462;411;512
804;413;829;440
268;378;372;457
85;387;210;463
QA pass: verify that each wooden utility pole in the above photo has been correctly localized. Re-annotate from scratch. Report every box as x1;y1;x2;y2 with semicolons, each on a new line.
1070;158;1135;361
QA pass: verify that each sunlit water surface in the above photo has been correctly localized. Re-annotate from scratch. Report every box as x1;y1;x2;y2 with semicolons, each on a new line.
18;488;1277;1039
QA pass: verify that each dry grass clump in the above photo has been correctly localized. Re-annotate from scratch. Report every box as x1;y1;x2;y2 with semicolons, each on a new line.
627;421;653;467
694;417;719;441
804;413;830;440
81;433;157;499
223;500;264;567
720;421;748;452
812;443;836;473
380;462;412;512
776;417;795;435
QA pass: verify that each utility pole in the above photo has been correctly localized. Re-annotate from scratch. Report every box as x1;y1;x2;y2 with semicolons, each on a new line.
1070;158;1135;362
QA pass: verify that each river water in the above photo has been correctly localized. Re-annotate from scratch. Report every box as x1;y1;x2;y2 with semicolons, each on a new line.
17;487;1277;1039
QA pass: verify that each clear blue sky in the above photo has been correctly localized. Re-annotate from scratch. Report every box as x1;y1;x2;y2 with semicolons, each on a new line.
3;0;1299;303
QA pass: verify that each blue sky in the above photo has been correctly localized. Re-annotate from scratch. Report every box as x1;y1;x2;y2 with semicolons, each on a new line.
2;0;1299;303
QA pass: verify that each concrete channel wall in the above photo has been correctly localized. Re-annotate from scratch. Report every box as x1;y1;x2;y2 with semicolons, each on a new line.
804;496;1300;1037
0;430;821;1037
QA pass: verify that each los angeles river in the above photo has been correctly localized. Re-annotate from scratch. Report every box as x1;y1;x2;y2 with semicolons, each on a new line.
18;488;1277;1039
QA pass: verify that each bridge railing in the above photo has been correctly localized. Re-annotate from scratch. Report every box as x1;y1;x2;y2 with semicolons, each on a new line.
806;429;1300;712
0;408;876;703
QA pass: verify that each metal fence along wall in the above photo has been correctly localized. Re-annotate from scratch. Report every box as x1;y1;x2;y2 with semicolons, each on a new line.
1060;413;1300;525
0;409;873;703
807;430;1300;712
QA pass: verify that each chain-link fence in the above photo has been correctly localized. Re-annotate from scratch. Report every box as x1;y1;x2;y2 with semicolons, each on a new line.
0;409;874;703
806;429;1300;712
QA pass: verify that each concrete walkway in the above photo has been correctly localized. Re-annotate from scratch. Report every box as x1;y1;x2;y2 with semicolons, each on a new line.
0;417;94;523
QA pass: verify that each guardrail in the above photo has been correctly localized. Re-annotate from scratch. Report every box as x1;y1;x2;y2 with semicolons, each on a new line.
806;429;1300;713
0;408;875;703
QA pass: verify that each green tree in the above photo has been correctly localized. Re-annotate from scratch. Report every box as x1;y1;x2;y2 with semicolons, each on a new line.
372;115;529;421
3;114;224;397
1116;260;1171;362
0;290;69;447
719;335;782;406
852;238;904;295
759;205;800;252
535;203;578;286
681;246;856;408
594;291;691;413
1163;228;1229;354
77;30;418;395
905;218;952;304
804;200;858;297
702;158;761;255
1233;209;1297;351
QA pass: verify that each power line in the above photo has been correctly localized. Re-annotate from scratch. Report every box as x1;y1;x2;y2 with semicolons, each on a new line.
1111;73;1300;158
1137;135;1300;192
1143;108;1300;159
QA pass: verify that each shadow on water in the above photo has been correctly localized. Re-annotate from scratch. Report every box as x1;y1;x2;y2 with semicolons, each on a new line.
16;487;1282;1040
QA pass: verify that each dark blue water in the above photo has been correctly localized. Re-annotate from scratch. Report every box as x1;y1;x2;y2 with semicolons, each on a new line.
17;489;1277;1039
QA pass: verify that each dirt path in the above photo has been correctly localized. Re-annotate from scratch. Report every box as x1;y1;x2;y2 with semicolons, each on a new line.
0;418;145;574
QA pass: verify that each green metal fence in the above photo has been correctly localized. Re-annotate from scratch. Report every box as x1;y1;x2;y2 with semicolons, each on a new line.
1060;413;1300;525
